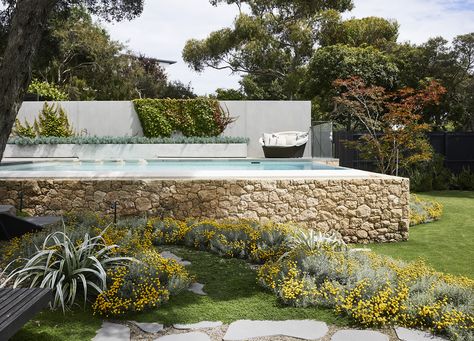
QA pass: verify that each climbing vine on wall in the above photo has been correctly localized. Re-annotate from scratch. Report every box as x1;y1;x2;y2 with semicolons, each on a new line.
133;98;235;137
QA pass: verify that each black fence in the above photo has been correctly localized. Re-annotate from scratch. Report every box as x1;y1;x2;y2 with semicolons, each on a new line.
334;131;474;173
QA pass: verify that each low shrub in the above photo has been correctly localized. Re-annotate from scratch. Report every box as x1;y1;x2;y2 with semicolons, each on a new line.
452;168;474;191
152;219;292;264
409;154;474;192
92;250;191;316
7;135;249;145
410;194;443;226
258;248;474;340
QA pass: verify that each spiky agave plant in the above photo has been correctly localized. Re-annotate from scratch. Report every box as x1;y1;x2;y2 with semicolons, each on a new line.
0;229;134;312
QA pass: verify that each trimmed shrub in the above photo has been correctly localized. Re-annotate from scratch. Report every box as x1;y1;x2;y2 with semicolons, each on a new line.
133;98;235;137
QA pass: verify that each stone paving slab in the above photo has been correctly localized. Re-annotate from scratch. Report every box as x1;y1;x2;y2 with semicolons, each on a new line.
223;320;329;340
331;329;389;341
188;282;207;295
92;322;130;341
131;321;164;333
160;251;191;266
154;331;211;341
173;321;223;330
395;327;447;341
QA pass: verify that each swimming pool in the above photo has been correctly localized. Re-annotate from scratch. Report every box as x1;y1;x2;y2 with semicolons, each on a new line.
0;159;371;179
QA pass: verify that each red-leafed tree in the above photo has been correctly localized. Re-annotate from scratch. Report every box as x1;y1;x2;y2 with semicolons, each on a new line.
332;77;446;175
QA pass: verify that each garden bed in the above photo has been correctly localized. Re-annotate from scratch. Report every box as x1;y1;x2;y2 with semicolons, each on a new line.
4;143;248;159
5;136;249;159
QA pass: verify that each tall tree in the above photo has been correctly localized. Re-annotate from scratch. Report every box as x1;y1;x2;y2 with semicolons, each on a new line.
304;44;399;127
183;0;354;100
390;33;474;130
0;0;144;160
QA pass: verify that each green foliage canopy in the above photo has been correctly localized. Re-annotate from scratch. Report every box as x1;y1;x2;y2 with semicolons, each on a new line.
184;0;355;100
305;44;399;126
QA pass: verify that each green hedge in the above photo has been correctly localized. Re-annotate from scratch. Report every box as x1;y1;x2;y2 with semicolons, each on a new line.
133;98;234;137
7;136;249;145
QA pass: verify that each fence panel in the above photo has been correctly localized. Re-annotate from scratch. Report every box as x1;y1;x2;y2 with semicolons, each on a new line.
311;122;333;158
333;131;474;173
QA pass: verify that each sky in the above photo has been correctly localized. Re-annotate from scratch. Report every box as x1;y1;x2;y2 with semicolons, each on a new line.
102;0;474;96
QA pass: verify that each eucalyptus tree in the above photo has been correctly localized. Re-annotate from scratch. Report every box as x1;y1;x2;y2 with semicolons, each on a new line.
183;0;354;100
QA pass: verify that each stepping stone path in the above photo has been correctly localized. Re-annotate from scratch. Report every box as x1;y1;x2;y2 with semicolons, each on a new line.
223;320;329;340
395;326;447;341
188;282;207;295
331;330;389;341
160;251;191;266
92;322;130;341
154;331;211;341
131;321;164;333
173;321;223;330
93;319;446;341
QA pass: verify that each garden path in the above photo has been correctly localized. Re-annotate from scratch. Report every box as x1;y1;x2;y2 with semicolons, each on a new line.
92;320;447;341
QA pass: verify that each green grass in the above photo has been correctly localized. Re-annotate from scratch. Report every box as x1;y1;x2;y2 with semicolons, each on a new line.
131;245;344;325
368;191;474;278
11;310;101;341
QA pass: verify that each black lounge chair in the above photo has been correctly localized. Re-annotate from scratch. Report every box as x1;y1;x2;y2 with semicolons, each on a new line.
0;213;44;241
0;288;52;340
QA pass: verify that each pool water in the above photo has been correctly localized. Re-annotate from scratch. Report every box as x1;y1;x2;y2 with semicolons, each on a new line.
0;160;341;172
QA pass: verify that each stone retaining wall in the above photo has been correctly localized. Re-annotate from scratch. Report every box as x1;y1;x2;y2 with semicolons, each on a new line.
0;177;410;243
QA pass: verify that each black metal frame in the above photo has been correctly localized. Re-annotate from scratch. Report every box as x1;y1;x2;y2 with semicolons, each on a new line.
262;143;307;158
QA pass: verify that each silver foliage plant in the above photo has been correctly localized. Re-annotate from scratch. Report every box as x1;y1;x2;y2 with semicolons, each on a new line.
289;228;347;252
0;229;133;312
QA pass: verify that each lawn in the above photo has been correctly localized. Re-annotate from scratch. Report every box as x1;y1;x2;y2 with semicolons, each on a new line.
369;191;474;278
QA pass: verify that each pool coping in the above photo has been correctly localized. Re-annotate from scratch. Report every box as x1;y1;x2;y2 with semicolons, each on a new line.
0;158;405;180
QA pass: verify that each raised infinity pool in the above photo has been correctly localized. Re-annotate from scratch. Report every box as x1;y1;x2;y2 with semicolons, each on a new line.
0;159;409;244
2;159;339;171
0;159;373;179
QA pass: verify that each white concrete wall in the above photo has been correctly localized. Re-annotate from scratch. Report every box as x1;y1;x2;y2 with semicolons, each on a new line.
221;101;312;158
17;101;143;137
17;100;312;158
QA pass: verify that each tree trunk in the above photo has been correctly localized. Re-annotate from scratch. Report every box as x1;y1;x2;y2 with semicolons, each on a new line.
0;0;57;161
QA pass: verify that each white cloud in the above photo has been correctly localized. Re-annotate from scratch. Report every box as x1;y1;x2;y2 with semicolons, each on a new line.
103;0;474;95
